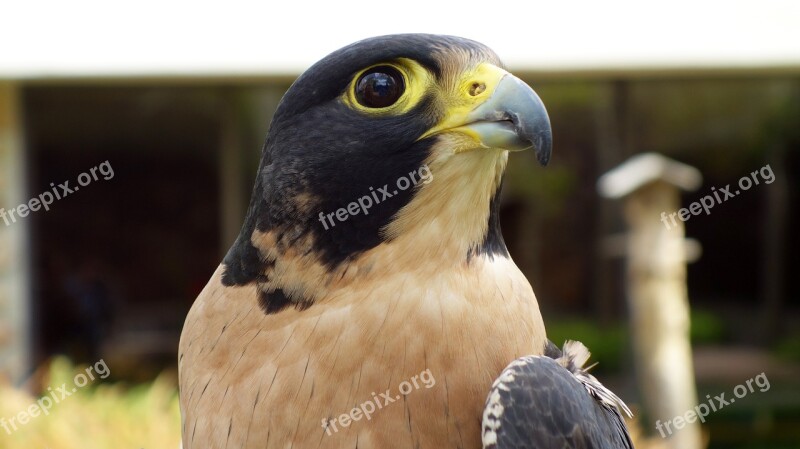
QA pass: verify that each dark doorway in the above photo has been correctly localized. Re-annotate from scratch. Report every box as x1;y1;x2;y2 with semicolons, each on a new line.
23;85;223;379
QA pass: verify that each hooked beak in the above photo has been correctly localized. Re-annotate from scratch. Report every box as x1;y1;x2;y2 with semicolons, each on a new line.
461;74;552;165
421;64;552;166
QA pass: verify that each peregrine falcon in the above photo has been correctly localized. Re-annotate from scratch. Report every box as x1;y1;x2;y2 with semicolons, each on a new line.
179;33;633;449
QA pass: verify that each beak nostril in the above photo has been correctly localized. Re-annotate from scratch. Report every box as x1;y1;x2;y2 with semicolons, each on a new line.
469;82;486;97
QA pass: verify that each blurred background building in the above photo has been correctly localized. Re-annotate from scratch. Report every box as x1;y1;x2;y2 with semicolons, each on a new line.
1;1;799;448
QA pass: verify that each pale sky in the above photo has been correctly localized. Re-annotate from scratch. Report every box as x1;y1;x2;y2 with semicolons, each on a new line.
2;0;799;78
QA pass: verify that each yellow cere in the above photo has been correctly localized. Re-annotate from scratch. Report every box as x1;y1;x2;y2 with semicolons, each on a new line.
418;62;509;141
342;58;434;115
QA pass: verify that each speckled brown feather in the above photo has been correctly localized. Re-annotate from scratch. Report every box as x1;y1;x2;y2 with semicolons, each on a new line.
180;259;544;449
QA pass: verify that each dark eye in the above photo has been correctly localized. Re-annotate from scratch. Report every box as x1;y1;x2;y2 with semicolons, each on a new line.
355;66;405;108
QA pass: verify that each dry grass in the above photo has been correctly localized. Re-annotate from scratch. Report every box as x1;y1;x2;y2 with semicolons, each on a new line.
0;357;181;449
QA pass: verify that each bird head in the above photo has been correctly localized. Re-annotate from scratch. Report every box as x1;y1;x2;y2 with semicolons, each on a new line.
222;34;551;309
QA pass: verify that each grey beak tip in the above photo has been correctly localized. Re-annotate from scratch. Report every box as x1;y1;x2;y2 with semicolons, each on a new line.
535;135;552;166
505;76;552;167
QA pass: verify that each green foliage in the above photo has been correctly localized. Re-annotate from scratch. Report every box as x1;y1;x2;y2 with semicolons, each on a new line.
690;309;727;344
547;309;727;375
545;319;627;373
774;333;800;363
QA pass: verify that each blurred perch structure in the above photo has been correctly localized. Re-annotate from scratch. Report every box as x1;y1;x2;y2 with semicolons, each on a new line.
0;84;31;387
599;153;704;449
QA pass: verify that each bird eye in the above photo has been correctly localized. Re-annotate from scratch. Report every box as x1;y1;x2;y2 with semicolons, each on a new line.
355;66;405;108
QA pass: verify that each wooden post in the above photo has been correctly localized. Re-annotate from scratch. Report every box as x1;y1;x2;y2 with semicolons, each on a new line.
599;153;703;449
0;82;32;386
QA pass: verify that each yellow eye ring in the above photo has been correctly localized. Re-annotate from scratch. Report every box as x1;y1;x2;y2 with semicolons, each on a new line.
343;59;433;115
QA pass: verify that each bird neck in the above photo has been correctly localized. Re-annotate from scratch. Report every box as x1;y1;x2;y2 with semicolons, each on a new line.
374;146;510;270
244;147;507;305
